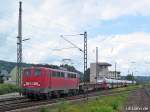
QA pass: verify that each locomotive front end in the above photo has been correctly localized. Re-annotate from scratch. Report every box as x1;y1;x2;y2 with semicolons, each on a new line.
22;67;47;98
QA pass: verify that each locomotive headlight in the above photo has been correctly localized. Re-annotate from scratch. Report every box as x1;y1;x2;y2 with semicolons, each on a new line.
38;83;40;86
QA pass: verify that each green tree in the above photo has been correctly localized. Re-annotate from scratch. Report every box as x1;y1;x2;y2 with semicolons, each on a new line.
125;74;134;81
60;64;76;72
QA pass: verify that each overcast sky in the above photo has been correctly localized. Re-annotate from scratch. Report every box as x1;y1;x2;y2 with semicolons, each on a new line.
1;0;150;76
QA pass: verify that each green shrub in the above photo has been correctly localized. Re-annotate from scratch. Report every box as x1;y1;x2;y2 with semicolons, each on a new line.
40;107;50;112
66;106;80;112
111;100;119;110
39;89;131;112
58;101;69;112
90;106;113;112
0;83;20;95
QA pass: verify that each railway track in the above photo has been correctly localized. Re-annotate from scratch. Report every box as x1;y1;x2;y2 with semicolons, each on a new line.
0;96;26;103
143;85;150;97
0;88;137;112
123;86;150;112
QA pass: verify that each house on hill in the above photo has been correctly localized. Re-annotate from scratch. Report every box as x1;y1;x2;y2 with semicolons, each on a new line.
0;69;9;83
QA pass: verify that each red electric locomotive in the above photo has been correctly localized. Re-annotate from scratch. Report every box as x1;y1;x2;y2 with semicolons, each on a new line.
22;67;79;99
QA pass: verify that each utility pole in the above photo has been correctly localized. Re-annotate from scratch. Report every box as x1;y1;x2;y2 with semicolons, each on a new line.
83;32;88;100
17;1;22;89
60;31;88;100
132;71;134;84
96;47;98;85
115;62;117;79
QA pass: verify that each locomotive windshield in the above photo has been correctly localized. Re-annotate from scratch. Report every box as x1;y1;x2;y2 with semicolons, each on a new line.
35;69;41;76
24;69;31;76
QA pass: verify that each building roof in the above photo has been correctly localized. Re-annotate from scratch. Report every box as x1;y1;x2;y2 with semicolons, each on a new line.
97;62;112;66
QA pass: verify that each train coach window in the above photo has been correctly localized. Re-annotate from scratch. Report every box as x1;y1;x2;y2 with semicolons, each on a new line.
35;69;41;76
25;69;31;76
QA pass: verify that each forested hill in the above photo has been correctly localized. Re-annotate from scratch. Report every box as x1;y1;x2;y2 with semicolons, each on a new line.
0;60;150;83
0;60;83;75
0;60;16;73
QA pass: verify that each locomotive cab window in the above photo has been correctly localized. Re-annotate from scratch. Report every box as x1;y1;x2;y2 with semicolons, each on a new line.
24;69;31;76
35;69;41;76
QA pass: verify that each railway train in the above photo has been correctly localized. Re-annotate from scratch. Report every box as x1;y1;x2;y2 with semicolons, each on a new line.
22;66;134;99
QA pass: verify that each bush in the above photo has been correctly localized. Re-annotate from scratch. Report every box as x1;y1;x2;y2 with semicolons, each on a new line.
66;106;80;112
0;83;20;95
40;107;50;112
90;106;113;112
58;101;69;112
39;91;130;112
111;100;119;110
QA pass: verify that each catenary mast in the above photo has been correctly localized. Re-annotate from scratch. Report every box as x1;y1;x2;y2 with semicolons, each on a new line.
17;1;22;88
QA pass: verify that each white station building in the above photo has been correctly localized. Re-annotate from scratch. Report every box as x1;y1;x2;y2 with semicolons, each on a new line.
90;62;121;83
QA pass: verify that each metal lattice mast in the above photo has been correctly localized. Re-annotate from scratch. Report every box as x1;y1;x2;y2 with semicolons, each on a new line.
17;1;22;87
83;32;88;100
60;32;88;100
96;47;98;88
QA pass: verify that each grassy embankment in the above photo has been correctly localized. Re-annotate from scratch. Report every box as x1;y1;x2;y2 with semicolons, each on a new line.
111;84;142;92
0;83;19;95
40;85;141;112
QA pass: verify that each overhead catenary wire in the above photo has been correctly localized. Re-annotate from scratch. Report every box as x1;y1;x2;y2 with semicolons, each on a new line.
60;35;83;52
52;46;77;51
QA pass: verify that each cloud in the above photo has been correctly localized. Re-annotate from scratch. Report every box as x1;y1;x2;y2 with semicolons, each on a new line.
90;32;150;75
1;0;150;75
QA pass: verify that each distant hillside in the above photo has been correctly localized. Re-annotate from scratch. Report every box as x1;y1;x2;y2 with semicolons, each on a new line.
0;60;84;84
121;75;150;83
0;60;33;74
0;60;83;74
0;60;16;73
135;76;150;83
